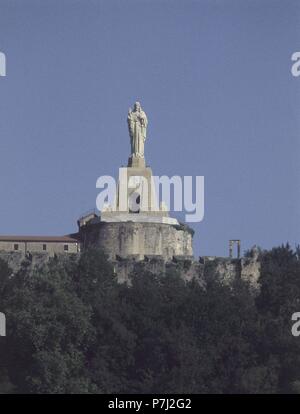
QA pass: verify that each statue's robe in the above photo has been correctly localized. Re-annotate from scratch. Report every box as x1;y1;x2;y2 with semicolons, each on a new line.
128;110;148;157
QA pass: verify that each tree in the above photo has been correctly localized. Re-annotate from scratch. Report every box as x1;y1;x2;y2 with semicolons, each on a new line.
256;244;300;393
0;245;299;394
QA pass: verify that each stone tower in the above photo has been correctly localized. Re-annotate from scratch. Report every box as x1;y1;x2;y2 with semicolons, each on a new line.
78;102;194;262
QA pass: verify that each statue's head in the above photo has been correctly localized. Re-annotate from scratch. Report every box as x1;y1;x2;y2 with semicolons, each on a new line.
134;101;141;112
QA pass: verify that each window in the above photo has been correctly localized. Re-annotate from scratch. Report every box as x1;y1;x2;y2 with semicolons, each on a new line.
64;244;69;251
14;244;19;251
43;244;47;251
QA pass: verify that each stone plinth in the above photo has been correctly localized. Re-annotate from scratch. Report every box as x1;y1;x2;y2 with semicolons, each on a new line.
102;163;171;219
128;155;146;168
100;212;176;224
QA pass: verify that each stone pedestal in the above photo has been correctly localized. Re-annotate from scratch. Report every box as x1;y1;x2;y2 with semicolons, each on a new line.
128;155;146;168
102;157;169;219
79;152;195;262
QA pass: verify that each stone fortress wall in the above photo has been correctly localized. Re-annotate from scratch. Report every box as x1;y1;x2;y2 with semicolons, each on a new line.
78;220;193;261
0;245;261;291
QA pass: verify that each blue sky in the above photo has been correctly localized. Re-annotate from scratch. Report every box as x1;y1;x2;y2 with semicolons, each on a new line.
0;0;299;257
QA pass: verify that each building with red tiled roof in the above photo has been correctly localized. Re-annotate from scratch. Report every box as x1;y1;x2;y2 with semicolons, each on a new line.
0;235;80;255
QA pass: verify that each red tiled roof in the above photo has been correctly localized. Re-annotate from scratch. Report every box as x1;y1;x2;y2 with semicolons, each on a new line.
0;235;79;243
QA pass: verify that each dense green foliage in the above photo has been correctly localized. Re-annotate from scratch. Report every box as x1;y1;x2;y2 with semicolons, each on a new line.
0;245;299;394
